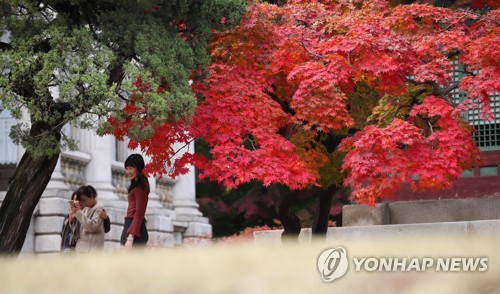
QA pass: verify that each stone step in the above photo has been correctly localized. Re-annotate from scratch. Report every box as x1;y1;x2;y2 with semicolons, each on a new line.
253;219;500;245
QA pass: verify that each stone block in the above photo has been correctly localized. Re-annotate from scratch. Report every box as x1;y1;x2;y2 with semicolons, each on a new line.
253;228;313;245
342;203;389;226
184;222;212;238
183;237;212;247
108;207;126;224
106;224;123;242
42;188;70;198
21;216;36;255
147;231;175;248
146;215;173;232
35;216;64;234
467;219;500;235
253;229;283;245
175;214;208;223
325;221;468;242
253;221;500;245
35;235;61;253
38;198;69;216
388;198;500;224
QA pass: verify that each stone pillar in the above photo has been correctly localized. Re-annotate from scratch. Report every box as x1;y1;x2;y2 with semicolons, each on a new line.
77;129;119;202
172;163;201;218
171;141;212;242
43;157;68;196
75;130;129;250
147;176;175;248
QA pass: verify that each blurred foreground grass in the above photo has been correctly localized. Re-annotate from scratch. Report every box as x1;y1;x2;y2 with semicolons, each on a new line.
0;235;499;294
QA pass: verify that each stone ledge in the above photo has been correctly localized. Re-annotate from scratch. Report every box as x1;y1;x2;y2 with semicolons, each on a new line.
343;203;389;226
253;228;312;245
343;197;500;226
388;198;500;224
253;220;500;244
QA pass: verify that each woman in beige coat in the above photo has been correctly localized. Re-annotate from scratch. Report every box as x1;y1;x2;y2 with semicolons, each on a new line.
69;185;105;253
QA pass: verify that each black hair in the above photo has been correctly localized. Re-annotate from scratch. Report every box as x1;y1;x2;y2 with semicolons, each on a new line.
75;185;97;202
124;154;149;193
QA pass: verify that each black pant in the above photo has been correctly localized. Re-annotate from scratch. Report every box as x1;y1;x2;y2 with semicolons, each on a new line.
121;218;149;247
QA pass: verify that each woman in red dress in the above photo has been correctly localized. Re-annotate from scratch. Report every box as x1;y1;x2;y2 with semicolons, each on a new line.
121;154;149;249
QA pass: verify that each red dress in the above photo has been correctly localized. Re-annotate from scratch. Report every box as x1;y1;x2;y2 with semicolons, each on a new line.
125;185;149;237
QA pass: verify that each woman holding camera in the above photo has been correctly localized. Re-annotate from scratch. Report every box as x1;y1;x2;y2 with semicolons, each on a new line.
69;185;105;253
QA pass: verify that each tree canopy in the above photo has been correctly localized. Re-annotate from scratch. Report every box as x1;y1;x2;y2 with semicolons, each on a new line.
0;0;246;155
0;0;246;253
110;0;500;207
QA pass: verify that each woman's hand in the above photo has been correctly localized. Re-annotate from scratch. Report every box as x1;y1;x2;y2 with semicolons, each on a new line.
68;201;80;220
97;209;107;220
125;234;134;249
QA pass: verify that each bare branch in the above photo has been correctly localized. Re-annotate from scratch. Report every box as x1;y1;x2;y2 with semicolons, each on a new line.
300;40;325;60
169;138;195;160
243;136;257;151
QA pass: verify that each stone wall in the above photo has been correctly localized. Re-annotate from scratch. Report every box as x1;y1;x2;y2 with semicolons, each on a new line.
343;197;500;227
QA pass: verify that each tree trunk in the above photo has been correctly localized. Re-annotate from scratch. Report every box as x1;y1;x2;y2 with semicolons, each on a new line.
0;151;59;254
0;121;62;254
312;187;337;237
268;184;301;242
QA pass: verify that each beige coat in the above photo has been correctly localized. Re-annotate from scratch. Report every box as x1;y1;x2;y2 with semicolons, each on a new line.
72;202;105;253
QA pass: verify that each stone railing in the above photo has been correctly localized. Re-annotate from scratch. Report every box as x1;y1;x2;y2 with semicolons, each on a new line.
111;161;129;199
61;151;91;191
156;177;174;209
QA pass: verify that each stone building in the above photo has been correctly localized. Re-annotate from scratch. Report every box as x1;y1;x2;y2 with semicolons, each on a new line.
0;111;211;256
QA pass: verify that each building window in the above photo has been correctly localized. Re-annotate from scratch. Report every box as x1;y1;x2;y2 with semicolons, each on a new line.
473;123;500;150
452;60;500;151
461;169;474;177
479;165;499;177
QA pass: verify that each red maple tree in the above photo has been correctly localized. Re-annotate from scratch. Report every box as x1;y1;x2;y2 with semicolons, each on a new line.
108;0;499;236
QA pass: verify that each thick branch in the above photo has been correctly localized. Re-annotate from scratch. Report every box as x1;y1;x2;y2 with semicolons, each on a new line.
405;78;460;99
265;86;295;116
0;42;12;51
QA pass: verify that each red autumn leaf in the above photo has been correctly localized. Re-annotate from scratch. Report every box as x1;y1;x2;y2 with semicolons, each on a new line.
107;1;497;207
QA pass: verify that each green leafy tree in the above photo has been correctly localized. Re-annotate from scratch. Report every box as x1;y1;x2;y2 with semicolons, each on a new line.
0;0;245;254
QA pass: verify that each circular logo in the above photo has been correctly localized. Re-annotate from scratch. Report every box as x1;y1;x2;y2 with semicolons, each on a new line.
317;247;349;282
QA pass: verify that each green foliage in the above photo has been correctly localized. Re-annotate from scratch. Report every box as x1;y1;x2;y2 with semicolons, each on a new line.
347;82;381;130
0;0;245;156
367;84;432;128
317;150;346;188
